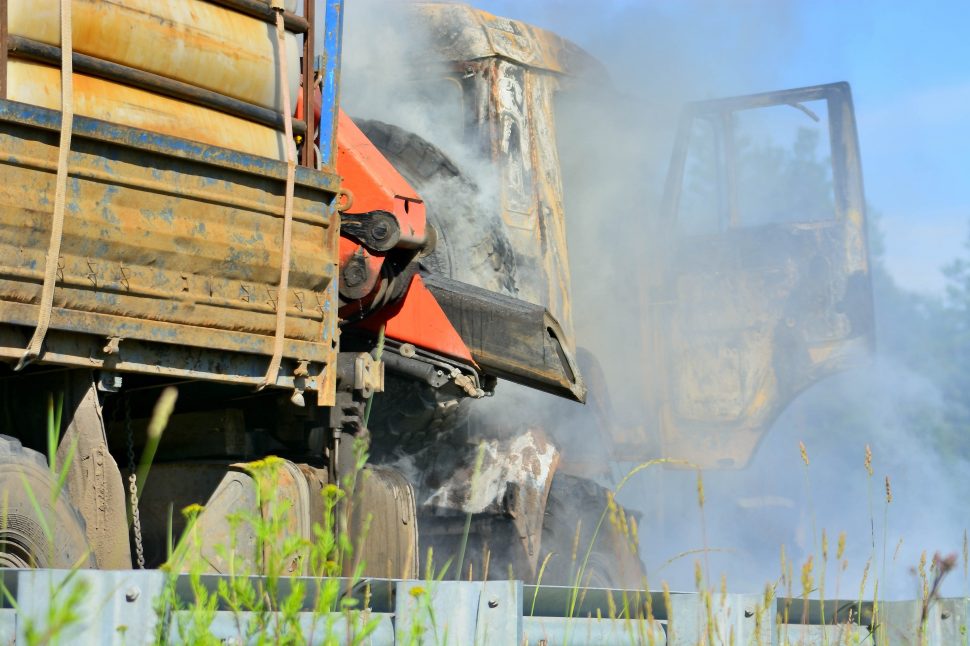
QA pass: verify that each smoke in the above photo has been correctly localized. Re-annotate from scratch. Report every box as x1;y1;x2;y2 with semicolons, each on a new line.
538;2;969;600
339;0;969;600
542;1;969;600
339;2;496;184
639;360;968;599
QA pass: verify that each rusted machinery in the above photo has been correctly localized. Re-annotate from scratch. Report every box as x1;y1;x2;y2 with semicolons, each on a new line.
0;0;872;587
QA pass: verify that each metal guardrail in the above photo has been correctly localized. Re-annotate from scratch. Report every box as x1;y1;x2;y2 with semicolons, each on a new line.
0;569;966;644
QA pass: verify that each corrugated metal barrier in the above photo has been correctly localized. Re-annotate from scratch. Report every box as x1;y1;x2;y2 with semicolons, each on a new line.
0;569;964;644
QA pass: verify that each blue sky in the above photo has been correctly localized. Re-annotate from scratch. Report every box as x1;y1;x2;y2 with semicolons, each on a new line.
789;3;970;293
474;1;970;294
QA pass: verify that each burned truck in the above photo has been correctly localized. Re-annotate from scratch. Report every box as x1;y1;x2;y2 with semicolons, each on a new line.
0;0;871;587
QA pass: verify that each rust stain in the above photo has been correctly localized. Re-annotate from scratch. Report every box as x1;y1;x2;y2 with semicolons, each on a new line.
8;60;288;159
0;103;340;393
9;0;299;112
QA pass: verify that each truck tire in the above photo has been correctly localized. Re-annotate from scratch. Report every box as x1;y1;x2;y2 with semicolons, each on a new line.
539;474;645;589
356;120;517;452
0;435;95;569
355;119;517;296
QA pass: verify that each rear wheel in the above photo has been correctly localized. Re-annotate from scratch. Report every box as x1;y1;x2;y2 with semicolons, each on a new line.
0;435;94;568
539;474;645;589
355;119;517;296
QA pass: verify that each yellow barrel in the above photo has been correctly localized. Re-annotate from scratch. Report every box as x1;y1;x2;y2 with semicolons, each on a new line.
8;59;290;159
8;0;300;113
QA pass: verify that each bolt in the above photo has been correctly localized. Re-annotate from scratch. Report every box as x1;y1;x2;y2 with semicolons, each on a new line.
487;598;499;609
400;343;416;358
344;266;365;287
744;609;754;618
372;223;389;240
125;586;140;602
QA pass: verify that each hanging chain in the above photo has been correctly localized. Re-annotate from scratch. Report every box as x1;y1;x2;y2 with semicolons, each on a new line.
124;396;146;569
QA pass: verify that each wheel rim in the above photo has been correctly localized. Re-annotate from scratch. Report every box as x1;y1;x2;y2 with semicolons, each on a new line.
0;513;52;569
0;532;40;568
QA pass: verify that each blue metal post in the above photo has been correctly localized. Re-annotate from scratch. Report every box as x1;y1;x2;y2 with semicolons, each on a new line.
319;0;344;168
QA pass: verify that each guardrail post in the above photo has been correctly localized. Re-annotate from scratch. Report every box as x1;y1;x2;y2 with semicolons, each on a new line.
0;608;14;644
937;598;970;645
16;569;167;645
667;592;769;645
876;600;923;645
877;598;970;646
394;580;521;645
477;580;522;644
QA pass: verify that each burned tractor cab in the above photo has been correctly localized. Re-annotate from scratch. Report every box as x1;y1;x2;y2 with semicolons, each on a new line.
338;2;874;586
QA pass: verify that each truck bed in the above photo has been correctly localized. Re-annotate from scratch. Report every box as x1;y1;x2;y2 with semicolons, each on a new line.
0;100;340;397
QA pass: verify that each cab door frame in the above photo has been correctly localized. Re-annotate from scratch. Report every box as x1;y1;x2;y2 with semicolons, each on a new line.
646;82;873;469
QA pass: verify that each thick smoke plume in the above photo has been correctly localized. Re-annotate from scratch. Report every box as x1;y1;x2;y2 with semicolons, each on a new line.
338;0;969;599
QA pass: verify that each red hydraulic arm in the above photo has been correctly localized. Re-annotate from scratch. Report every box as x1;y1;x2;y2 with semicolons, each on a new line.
334;111;473;364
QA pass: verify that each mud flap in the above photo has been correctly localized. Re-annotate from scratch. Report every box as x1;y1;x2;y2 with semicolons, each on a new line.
142;460;419;578
342;466;419;580
58;370;131;569
140;460;311;575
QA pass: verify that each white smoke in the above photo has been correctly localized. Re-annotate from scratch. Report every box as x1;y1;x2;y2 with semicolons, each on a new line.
338;0;969;601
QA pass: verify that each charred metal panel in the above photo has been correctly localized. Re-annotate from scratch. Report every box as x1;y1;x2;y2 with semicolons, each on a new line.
658;225;872;467
458;57;575;349
493;61;534;224
422;430;560;574
0;101;340;392
409;3;585;353
525;71;573;347
423;272;585;402
412;3;606;77
646;82;873;468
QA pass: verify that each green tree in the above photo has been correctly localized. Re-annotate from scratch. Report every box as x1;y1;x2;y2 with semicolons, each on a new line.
938;228;970;457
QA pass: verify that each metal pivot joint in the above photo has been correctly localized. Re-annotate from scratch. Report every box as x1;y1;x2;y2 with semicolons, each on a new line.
340;210;402;253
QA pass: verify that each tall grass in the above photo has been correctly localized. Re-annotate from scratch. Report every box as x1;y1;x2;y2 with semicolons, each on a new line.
3;390;967;645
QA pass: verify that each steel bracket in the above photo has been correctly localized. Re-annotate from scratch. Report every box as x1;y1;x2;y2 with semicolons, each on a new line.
353;351;384;397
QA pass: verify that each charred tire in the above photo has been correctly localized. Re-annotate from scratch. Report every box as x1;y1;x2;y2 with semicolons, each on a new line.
0;435;94;569
355;119;517;296
367;375;470;460
539;474;644;589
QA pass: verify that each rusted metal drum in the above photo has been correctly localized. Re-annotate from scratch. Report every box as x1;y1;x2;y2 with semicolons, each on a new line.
8;59;290;159
8;0;300;113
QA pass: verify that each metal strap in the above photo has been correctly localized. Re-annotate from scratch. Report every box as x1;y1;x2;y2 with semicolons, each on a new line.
17;0;73;370
259;4;297;389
